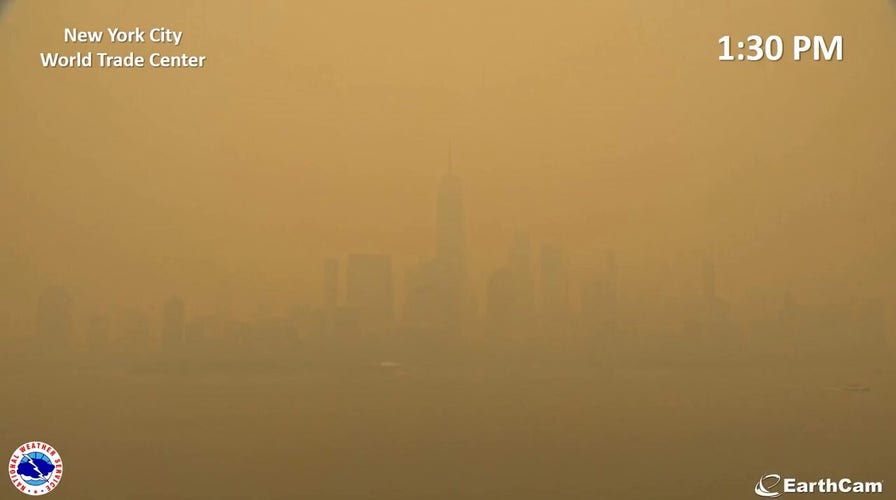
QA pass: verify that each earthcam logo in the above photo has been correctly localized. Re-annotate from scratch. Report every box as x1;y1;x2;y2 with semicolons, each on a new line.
8;442;63;496
755;473;883;497
756;474;784;497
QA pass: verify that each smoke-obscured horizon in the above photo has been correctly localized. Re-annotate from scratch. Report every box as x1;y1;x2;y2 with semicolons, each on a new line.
2;4;895;499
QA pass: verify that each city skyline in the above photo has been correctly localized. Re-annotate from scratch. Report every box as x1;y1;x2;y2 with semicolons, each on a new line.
2;3;894;499
14;168;891;364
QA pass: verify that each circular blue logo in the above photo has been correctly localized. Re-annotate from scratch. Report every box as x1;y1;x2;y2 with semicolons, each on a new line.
17;453;55;487
8;442;63;496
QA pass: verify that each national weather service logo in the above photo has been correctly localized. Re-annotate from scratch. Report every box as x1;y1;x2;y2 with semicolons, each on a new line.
8;442;63;496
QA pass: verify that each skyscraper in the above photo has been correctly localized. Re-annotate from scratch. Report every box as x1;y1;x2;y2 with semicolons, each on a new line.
581;251;619;339
346;254;394;333
509;230;536;318
323;258;339;330
435;170;466;274
162;295;186;349
434;169;468;333
486;231;536;336
540;243;570;325
404;153;469;337
702;258;717;303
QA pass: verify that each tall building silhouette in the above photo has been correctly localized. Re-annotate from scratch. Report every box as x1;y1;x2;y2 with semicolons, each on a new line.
405;154;469;336
539;243;570;326
702;258;717;303
162;296;186;349
323;258;339;330
346;254;394;333
435;169;466;274
510;231;536;318
581;251;618;339
487;231;536;335
434;144;469;327
404;258;442;334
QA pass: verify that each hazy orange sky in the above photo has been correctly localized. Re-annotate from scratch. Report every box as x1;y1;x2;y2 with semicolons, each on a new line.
1;1;894;320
